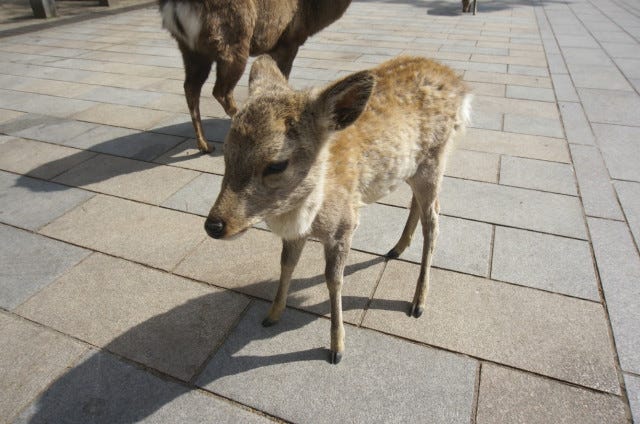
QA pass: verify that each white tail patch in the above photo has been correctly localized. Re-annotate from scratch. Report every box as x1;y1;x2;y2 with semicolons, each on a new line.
161;1;202;51
460;93;473;128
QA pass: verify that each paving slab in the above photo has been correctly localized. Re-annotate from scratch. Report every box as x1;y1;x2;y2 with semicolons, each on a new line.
64;125;187;161
0;224;90;310
15;350;271;424
16;253;249;381
499;155;576;195
39;195;207;271
503;113;564;138
473;95;558;119
0;89;96;118
457;128;570;163
52;154;199;205
569;144;623;220
626;373;640;424
162;173;222;217
363;262;620;393
196;301;477;424
588;218;640;375
352;203;493;277
592;123;640;182
1;114;97;144
155;139;225;174
463;71;552;89
71;103;174;131
175;228;384;325
558;101;595;145
551;74;579;102
491;227;598;300
614;181;640;248
440;177;586;239
568;64;634;91
0;135;97;180
0;312;87;423
0;171;93;231
579;88;640;127
506;85;555;102
476;364;627;424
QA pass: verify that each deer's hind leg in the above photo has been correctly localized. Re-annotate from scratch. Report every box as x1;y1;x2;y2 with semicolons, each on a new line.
180;46;214;153
406;164;445;318
386;194;420;259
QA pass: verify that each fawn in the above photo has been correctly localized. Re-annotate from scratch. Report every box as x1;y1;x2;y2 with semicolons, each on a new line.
205;55;472;364
159;0;352;153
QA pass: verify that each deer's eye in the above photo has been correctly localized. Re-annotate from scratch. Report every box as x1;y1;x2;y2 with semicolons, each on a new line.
263;160;289;176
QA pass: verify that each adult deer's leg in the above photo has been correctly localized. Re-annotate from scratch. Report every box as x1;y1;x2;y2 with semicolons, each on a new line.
386;194;420;259
181;46;213;153
212;46;248;117
324;237;351;364
269;42;300;79
263;237;307;327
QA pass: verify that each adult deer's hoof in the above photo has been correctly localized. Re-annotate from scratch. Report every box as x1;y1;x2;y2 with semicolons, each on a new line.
385;249;400;259
197;141;213;154
261;317;278;327
329;350;343;365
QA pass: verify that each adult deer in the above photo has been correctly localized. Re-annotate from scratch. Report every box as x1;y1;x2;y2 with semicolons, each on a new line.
159;0;352;152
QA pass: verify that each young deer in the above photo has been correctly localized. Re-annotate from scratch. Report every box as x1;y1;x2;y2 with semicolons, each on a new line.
205;55;471;364
159;0;352;153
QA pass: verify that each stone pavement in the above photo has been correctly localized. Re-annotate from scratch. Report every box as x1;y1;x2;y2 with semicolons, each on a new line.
0;0;639;422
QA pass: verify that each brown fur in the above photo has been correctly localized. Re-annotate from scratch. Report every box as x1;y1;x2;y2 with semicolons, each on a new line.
205;55;472;364
159;0;352;152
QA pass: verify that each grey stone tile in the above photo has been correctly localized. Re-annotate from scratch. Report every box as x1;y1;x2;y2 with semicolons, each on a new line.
491;227;598;300
440;178;586;238
40;195;207;271
150;115;230;143
175;229;384;324
353;202;492;276
551;73;579;102
556;34;599;48
625;373;640;424
0;89;96;118
579;88;640;127
0;137;96;180
569;64;634;91
65;125;186;161
78;86;164;108
558;102;595;145
0;312;87;422
363;263;620;393
503;114;564;138
2;114;97;143
470;109;503;131
508;65;549;77
15;350;270;424
477;364;627;424
466;81;505;97
506;85;555;102
162;173;222;216
71;104;174;131
196;302;478;424
602;42;640;59
0;224;89;310
561;47;613;66
570;144;623;220
592;124;640;182
16;253;249;381
474;94;558;119
499;156;577;195
464;71;552;89
588;218;640;374
458;129;570;163
154;139;225;174
615;58;640;80
0;171;93;231
53;154;199;205
615;181;640;247
446;149;500;183
545;53;567;74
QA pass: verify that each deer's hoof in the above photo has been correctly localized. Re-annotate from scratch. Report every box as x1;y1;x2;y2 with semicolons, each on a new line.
261;317;279;327
197;142;213;154
385;249;400;259
410;303;424;318
329;350;343;365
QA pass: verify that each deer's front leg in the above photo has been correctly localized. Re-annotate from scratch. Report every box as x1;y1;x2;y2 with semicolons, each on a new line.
262;237;306;327
324;239;350;365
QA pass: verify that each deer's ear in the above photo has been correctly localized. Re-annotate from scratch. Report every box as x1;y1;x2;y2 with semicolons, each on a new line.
316;71;375;131
249;55;289;96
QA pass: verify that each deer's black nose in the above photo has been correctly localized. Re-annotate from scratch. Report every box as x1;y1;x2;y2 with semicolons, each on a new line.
204;217;225;239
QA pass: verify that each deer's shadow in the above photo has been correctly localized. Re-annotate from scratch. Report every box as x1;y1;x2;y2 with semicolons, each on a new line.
17;255;409;423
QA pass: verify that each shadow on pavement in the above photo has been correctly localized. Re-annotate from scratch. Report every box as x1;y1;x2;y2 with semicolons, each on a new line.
17;255;404;423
